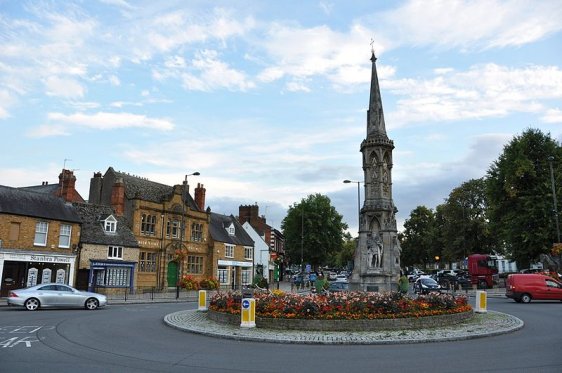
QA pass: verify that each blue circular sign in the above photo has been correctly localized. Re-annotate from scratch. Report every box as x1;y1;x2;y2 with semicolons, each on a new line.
242;299;250;309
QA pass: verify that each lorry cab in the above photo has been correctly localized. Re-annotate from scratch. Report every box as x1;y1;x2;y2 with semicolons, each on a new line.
506;274;562;303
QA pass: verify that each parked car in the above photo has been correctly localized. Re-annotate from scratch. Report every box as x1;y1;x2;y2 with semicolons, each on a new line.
505;274;562;303
407;270;426;282
7;284;107;311
327;272;337;281
413;277;442;295
327;282;349;293
335;274;348;282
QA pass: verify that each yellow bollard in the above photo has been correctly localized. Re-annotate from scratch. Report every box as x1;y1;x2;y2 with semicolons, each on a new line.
198;290;207;311
474;290;487;313
240;298;256;328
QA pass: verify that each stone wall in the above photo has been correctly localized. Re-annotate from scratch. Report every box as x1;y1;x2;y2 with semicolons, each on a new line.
208;309;474;331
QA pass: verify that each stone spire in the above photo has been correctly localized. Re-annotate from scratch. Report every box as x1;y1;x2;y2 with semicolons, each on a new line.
367;52;387;137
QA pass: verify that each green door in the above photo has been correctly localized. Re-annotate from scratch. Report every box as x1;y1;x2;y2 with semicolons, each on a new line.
167;261;178;287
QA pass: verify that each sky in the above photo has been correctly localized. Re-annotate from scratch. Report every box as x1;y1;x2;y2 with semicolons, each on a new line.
1;0;562;235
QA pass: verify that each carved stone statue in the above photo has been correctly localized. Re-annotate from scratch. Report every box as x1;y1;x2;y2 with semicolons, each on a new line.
366;233;383;268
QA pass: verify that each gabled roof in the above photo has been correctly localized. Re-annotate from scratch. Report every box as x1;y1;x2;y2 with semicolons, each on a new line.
106;167;199;210
209;212;254;246
0;185;81;223
72;203;139;247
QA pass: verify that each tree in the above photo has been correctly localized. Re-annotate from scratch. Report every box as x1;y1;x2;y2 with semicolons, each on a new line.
439;178;496;261
281;194;348;268
400;206;438;267
487;128;561;268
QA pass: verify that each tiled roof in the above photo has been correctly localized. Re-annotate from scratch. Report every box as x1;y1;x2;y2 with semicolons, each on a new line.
109;168;199;210
20;184;59;195
209;212;254;246
0;185;81;223
72;203;139;247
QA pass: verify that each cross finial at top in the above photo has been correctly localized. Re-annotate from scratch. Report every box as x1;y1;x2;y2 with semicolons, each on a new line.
370;38;374;54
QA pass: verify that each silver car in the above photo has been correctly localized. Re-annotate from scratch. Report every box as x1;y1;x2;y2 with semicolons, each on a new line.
7;284;107;311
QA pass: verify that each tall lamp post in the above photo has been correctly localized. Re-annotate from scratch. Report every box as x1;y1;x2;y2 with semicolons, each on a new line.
548;157;560;243
343;180;361;234
177;171;200;299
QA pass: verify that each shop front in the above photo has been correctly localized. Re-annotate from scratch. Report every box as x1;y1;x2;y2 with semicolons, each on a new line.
0;250;76;297
217;260;253;290
88;260;136;294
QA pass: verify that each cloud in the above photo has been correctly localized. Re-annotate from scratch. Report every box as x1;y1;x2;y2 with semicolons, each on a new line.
377;0;562;50
44;76;85;98
541;108;562;123
180;50;255;91
385;63;562;127
27;111;175;137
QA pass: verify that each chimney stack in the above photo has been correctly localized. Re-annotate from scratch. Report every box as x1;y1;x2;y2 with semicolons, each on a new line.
58;169;78;202
111;177;125;216
194;183;206;211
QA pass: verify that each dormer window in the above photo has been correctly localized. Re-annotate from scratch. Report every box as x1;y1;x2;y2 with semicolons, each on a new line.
103;215;117;233
226;223;235;236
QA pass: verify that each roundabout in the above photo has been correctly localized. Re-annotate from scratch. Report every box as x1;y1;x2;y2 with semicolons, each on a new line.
164;309;523;345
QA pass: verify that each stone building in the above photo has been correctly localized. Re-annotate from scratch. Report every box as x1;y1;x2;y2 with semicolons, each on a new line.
0;185;81;296
88;167;210;290
72;202;139;294
209;212;254;289
349;52;401;292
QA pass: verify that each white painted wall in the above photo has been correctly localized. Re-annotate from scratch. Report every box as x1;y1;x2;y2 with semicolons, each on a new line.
242;222;271;281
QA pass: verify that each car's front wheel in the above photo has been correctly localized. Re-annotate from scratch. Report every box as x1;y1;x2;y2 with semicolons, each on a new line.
85;298;99;310
24;298;40;311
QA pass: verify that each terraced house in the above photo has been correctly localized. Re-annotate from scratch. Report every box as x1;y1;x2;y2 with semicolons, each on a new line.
0;185;82;297
88;167;210;290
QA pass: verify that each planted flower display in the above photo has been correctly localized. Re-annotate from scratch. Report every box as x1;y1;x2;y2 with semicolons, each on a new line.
209;291;471;320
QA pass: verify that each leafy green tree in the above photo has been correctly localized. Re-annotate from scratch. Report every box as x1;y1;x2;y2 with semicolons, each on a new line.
487;128;561;268
439;178;496;261
400;206;438;267
281;194;348;268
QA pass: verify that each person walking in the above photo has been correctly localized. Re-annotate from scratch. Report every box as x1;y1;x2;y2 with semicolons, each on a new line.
399;272;409;295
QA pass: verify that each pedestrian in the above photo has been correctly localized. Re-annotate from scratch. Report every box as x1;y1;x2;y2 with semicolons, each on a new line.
399;272;409;295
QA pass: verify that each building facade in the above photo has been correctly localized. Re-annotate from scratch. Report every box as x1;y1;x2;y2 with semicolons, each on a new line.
72;203;139;294
209;212;254;289
0;186;81;296
88;167;210;290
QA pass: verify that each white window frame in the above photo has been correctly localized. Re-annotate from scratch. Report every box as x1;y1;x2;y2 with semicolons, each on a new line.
58;224;72;248
244;246;253;260
226;223;235;236
108;246;123;260
241;268;252;285
225;244;234;258
34;221;48;246
218;267;228;284
104;215;117;233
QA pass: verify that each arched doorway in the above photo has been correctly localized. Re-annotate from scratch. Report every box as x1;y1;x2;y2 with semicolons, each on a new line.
167;261;178;287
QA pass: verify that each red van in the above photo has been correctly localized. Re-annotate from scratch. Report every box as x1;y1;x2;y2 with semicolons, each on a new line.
505;274;562;303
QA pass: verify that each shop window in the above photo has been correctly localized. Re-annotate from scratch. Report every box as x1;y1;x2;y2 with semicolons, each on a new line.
34;221;48;246
96;267;130;287
59;224;72;248
241;268;252;285
218;267;228;284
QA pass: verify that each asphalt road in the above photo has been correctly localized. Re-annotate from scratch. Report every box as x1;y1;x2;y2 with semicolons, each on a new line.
1;297;561;373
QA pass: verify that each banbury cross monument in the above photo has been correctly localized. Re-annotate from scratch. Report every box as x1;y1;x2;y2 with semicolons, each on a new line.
349;51;401;292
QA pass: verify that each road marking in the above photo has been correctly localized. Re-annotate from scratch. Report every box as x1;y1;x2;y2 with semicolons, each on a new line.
0;325;55;348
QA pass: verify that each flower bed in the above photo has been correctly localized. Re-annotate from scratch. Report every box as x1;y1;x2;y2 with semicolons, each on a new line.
208;291;472;331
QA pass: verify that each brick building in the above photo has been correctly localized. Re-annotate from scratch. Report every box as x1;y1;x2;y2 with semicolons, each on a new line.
88;167;210;290
0;185;81;296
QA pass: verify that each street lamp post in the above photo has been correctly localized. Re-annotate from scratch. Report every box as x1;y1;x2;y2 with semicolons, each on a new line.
343;180;361;233
177;171;200;299
548;157;560;243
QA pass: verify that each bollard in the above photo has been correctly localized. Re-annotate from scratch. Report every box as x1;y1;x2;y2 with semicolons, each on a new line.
240;298;256;328
198;290;207;311
474;290;487;313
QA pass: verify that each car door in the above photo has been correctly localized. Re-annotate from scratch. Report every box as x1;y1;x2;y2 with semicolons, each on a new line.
35;284;59;306
56;285;84;307
544;279;562;300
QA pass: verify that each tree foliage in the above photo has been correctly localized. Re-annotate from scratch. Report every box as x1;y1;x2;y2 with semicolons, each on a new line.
281;194;348;268
400;206;438;267
438;178;497;261
486;128;561;267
